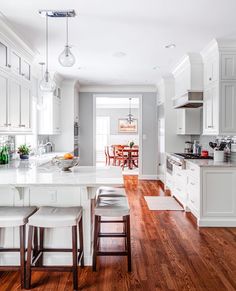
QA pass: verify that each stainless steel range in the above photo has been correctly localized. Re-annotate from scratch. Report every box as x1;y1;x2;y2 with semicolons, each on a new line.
166;153;213;174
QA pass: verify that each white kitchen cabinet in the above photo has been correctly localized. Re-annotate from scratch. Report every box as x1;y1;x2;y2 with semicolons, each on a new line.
21;58;31;81
0;72;8;130
202;168;236;221
176;108;201;135
8;79;21;129
20;85;31;129
221;54;236;80
203;84;218;134
202;40;236;135
204;54;218;87
38;94;61;135
172;165;188;210
10;50;21;75
0;40;9;70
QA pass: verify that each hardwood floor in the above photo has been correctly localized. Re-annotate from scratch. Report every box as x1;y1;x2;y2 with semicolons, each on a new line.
0;176;236;291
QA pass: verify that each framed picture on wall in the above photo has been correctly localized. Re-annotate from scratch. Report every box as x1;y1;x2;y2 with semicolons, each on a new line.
118;119;138;133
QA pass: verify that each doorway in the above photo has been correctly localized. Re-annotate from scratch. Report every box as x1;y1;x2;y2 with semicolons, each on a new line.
93;94;142;176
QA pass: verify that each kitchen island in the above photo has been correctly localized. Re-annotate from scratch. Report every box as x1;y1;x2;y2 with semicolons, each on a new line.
166;154;236;227
0;159;123;266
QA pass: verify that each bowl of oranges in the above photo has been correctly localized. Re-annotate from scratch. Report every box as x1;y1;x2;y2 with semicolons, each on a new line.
52;153;79;171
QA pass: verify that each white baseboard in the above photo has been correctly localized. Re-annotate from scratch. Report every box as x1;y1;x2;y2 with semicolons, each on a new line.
139;175;158;180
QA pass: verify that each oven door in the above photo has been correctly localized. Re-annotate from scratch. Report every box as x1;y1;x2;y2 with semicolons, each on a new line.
166;157;173;175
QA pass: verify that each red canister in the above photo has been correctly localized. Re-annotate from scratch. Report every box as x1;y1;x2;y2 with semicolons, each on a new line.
201;150;209;157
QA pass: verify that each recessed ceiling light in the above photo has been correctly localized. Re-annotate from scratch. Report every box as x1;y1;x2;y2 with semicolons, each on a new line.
153;66;160;70
113;52;127;58
165;43;176;49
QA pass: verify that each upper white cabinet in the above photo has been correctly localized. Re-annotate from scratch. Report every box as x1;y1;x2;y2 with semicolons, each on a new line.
0;40;9;70
0;71;8;130
176;108;201;135
172;53;203;99
38;92;61;135
201;39;236;135
0;21;34;134
221;54;236;80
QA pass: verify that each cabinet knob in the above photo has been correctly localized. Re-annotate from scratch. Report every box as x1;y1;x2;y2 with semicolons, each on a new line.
8;123;11;126
209;77;212;81
7;64;11;68
207;125;213;128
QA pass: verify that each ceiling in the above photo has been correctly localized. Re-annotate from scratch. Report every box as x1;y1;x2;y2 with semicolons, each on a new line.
1;0;236;85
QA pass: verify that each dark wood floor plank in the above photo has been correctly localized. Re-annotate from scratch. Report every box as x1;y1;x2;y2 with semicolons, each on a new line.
0;176;236;290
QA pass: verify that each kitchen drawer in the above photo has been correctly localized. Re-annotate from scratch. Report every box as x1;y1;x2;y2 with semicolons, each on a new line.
173;185;187;206
166;173;173;190
187;175;200;216
186;162;200;180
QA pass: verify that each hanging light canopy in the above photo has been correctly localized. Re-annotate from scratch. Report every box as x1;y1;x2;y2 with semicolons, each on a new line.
58;15;76;67
127;98;134;124
39;14;56;92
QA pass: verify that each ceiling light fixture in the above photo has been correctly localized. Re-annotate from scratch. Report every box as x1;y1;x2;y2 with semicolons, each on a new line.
113;52;127;58
153;66;160;70
127;98;134;124
39;13;56;92
165;43;176;49
58;14;76;67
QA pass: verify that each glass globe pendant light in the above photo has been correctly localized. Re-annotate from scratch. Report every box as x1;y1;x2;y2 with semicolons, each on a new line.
58;15;75;67
40;14;56;92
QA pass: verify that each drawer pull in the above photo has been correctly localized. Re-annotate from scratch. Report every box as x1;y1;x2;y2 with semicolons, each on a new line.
190;168;195;172
177;188;182;192
190;182;195;186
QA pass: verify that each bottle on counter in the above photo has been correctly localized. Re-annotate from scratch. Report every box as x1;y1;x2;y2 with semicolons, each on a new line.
0;146;9;164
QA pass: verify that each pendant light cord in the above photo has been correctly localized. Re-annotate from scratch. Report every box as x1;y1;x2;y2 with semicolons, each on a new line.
66;15;69;46
46;14;49;72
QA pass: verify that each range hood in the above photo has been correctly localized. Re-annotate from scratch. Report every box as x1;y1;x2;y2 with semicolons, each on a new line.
173;91;203;109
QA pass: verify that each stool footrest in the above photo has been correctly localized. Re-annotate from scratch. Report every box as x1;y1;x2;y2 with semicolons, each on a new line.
31;266;74;272
100;220;125;223
0;266;20;271
98;232;126;238
0;248;21;252
97;251;128;256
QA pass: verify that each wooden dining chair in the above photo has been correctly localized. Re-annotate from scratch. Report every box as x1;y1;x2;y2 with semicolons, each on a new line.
105;146;115;166
114;147;128;170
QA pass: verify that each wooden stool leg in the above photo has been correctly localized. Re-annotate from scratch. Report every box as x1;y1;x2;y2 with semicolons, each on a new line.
126;215;132;272
25;225;34;289
78;217;84;267
92;215;99;271
33;227;38;258
19;225;26;289
72;225;78;291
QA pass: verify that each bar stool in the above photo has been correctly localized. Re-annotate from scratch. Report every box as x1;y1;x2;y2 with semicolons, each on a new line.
96;186;127;198
25;206;84;291
0;206;37;289
93;196;131;272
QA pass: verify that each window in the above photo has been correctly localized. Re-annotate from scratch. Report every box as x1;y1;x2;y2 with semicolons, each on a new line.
96;116;110;163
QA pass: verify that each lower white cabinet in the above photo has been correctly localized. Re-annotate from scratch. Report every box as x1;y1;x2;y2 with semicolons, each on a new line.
167;160;236;227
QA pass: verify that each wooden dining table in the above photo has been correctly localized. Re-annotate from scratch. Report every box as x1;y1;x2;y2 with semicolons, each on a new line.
112;145;139;170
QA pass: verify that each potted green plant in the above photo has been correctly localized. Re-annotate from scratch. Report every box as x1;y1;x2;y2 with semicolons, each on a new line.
129;141;135;148
17;144;31;160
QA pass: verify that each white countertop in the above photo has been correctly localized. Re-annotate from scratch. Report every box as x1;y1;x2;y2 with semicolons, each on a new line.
0;157;123;187
186;159;236;167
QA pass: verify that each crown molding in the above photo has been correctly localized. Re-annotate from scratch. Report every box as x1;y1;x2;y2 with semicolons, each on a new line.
79;85;157;93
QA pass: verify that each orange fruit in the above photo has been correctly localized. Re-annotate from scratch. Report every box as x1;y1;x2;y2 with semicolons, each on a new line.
64;153;74;160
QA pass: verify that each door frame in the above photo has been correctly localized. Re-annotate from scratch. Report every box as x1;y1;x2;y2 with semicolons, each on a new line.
93;93;143;176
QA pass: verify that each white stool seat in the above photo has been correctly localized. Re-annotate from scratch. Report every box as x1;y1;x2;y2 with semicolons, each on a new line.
0;206;37;227
95;197;130;217
97;186;126;198
28;206;83;228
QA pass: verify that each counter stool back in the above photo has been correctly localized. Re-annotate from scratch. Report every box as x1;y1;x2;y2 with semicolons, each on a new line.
0;206;37;289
